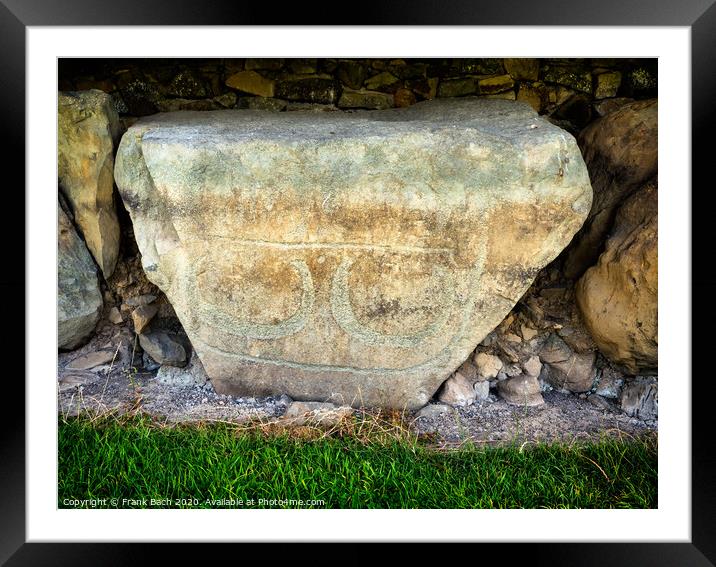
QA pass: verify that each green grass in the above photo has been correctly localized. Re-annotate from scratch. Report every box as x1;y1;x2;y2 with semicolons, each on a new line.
58;414;657;509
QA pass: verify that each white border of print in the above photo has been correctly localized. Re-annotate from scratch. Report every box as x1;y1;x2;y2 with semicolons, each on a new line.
27;26;689;542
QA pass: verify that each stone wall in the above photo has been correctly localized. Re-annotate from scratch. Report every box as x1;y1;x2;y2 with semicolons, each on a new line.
58;58;657;134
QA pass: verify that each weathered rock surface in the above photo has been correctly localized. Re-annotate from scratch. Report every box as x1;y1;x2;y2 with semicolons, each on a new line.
504;59;539;81
620;377;657;419
66;349;114;370
138;331;187;367
473;380;490;401
108;307;123;324
539;333;597;392
225;70;275;98
114;98;592;409
58;205;103;350
58;90;122;277
438;372;476;407
474;352;503;380
156;351;209;387
498;375;544;406
576;182;658;374
595;367;624;399
131;304;158;334
563;99;657;278
337;90;393;110
522;355;542;378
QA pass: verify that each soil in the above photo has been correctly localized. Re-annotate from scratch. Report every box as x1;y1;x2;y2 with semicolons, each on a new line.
58;326;656;446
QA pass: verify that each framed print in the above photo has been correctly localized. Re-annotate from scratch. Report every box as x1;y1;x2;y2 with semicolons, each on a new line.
4;0;714;564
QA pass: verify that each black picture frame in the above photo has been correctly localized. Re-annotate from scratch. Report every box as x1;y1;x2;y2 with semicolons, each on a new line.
4;1;713;564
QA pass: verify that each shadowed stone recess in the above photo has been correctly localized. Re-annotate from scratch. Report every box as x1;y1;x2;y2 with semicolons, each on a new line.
114;98;592;409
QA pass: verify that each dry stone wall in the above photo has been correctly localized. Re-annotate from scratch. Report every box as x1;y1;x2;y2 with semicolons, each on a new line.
58;58;657;133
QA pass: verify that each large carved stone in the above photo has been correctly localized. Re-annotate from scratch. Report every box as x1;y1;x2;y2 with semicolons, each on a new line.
114;98;592;409
58;90;122;277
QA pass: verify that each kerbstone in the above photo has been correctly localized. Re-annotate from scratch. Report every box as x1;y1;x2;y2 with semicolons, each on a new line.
114;98;592;409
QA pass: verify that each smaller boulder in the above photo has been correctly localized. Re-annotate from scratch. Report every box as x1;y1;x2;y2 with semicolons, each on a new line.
520;324;538;341
498;375;544;406
66;350;114;370
58;90;122;277
138;331;186;367
225;70;275;98
473;380;490;401
456;360;479;382
473;352;503;380
522;356;542;378
156;352;209;387
438;372;476;407
539;334;596;392
620;377;657;420
595;367;624;399
131;304;158;334
108;307;123;324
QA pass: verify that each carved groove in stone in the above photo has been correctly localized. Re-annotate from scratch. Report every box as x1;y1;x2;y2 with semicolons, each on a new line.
191;259;314;340
330;257;453;348
197;234;489;374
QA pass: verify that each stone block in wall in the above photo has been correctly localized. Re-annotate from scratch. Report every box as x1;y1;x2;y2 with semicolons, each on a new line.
625;66;657;96
389;61;428;80
225;70;275;98
288;59;318;75
594;71;622;99
364;72;401;93
337;90;394;110
155;98;221;112
237;97;288;112
542;64;593;93
478;75;515;95
504;59;540;81
437;78;476;98
404;78;433;100
337;60;368;90
275;78;342;104
480;91;516;101
456;58;503;75
167;69;207;99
